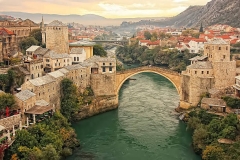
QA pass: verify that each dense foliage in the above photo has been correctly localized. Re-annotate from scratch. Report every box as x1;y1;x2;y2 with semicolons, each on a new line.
7;112;79;160
0;93;16;110
0;68;24;93
60;79;94;121
222;96;240;109
19;29;44;54
186;109;240;160
93;45;107;57
116;42;198;72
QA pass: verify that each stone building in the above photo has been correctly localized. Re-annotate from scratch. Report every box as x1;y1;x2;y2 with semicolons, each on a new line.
0;28;18;63
23;59;44;80
43;20;69;54
43;51;72;72
82;55;116;96
69;41;95;60
0;19;39;43
180;38;236;109
25;45;49;61
15;89;36;114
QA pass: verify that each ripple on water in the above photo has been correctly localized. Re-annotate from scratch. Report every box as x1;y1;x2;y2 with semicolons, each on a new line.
69;73;200;160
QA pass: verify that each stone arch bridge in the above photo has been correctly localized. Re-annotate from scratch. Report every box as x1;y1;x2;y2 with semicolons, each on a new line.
115;66;181;94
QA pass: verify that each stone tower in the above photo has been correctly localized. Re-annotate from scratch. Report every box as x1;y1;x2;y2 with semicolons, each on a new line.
45;20;69;53
199;22;204;33
180;38;236;109
41;16;46;44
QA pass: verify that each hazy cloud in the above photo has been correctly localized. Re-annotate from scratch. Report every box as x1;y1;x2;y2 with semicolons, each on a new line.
0;0;211;18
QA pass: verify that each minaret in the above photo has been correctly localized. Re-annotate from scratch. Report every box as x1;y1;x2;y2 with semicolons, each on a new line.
41;16;46;44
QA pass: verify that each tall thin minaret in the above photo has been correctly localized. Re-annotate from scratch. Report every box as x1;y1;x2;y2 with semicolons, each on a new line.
41;16;46;44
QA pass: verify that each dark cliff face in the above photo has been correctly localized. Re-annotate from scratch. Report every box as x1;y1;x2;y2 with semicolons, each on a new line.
165;0;240;28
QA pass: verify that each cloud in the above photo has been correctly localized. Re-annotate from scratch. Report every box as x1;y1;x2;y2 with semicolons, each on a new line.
0;0;211;18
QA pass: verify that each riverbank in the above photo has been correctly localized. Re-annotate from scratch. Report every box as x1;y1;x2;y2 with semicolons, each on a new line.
4;111;80;160
185;109;240;159
68;72;200;160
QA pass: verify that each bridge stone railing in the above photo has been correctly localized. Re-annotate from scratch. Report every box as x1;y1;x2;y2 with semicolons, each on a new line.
117;66;180;76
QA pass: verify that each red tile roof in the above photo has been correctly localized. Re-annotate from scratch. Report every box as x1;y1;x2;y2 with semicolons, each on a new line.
0;28;15;35
191;38;207;42
147;40;160;45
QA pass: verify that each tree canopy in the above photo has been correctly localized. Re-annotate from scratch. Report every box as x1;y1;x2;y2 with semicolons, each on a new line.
93;45;107;57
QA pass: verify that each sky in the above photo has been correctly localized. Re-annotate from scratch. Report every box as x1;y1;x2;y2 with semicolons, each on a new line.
0;0;211;18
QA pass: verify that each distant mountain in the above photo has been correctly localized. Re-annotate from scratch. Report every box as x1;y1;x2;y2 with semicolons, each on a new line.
164;0;240;28
0;12;165;26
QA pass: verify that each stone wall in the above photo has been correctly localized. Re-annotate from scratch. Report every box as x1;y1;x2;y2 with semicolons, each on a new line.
74;95;118;120
91;73;116;96
0;114;21;129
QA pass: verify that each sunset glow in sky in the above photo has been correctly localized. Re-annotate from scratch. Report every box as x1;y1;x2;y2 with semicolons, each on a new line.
0;0;211;18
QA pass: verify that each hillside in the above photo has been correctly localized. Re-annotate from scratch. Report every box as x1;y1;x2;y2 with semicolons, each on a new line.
165;0;240;28
0;12;165;26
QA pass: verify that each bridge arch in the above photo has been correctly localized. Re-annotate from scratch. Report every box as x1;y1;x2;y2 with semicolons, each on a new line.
115;67;181;95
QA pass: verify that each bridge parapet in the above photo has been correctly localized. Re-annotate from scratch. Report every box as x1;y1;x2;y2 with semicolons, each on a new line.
117;66;180;76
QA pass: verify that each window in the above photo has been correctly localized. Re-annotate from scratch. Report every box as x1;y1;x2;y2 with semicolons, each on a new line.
46;59;50;62
59;63;60;66
207;71;209;74
223;55;226;59
219;47;221;50
195;71;197;74
226;46;228;50
102;67;106;72
64;60;65;62
109;67;112;72
103;63;105;65
110;63;112;66
74;57;76;61
202;71;204;74
46;64;50;67
77;57;79;61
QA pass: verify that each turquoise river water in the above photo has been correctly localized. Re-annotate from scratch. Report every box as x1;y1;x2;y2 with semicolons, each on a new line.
68;72;201;160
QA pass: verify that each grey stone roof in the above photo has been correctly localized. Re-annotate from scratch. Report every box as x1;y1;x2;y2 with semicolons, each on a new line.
58;68;69;74
206;38;228;45
70;48;85;54
64;64;85;71
69;40;95;47
201;98;226;107
84;55;116;63
189;56;208;61
26;45;40;52
35;99;49;106
34;48;49;55
187;61;212;69
15;90;36;101
47;70;65;78
47;20;66;27
44;50;70;59
29;75;56;86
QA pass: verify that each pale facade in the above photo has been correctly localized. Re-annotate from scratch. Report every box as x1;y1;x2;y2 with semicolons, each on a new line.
69;41;95;60
70;48;87;64
15;90;36;113
23;59;44;80
180;38;236;109
188;39;206;54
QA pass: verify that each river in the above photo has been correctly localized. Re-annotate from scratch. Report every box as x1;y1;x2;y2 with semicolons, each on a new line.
68;72;201;160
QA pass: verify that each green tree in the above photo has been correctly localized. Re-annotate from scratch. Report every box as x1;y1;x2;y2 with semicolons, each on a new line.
93;45;107;57
192;127;208;153
29;29;42;44
0;93;16;110
144;31;152;40
42;144;60;160
10;130;38;158
19;37;39;54
60;79;78;121
202;145;225;160
0;74;8;92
